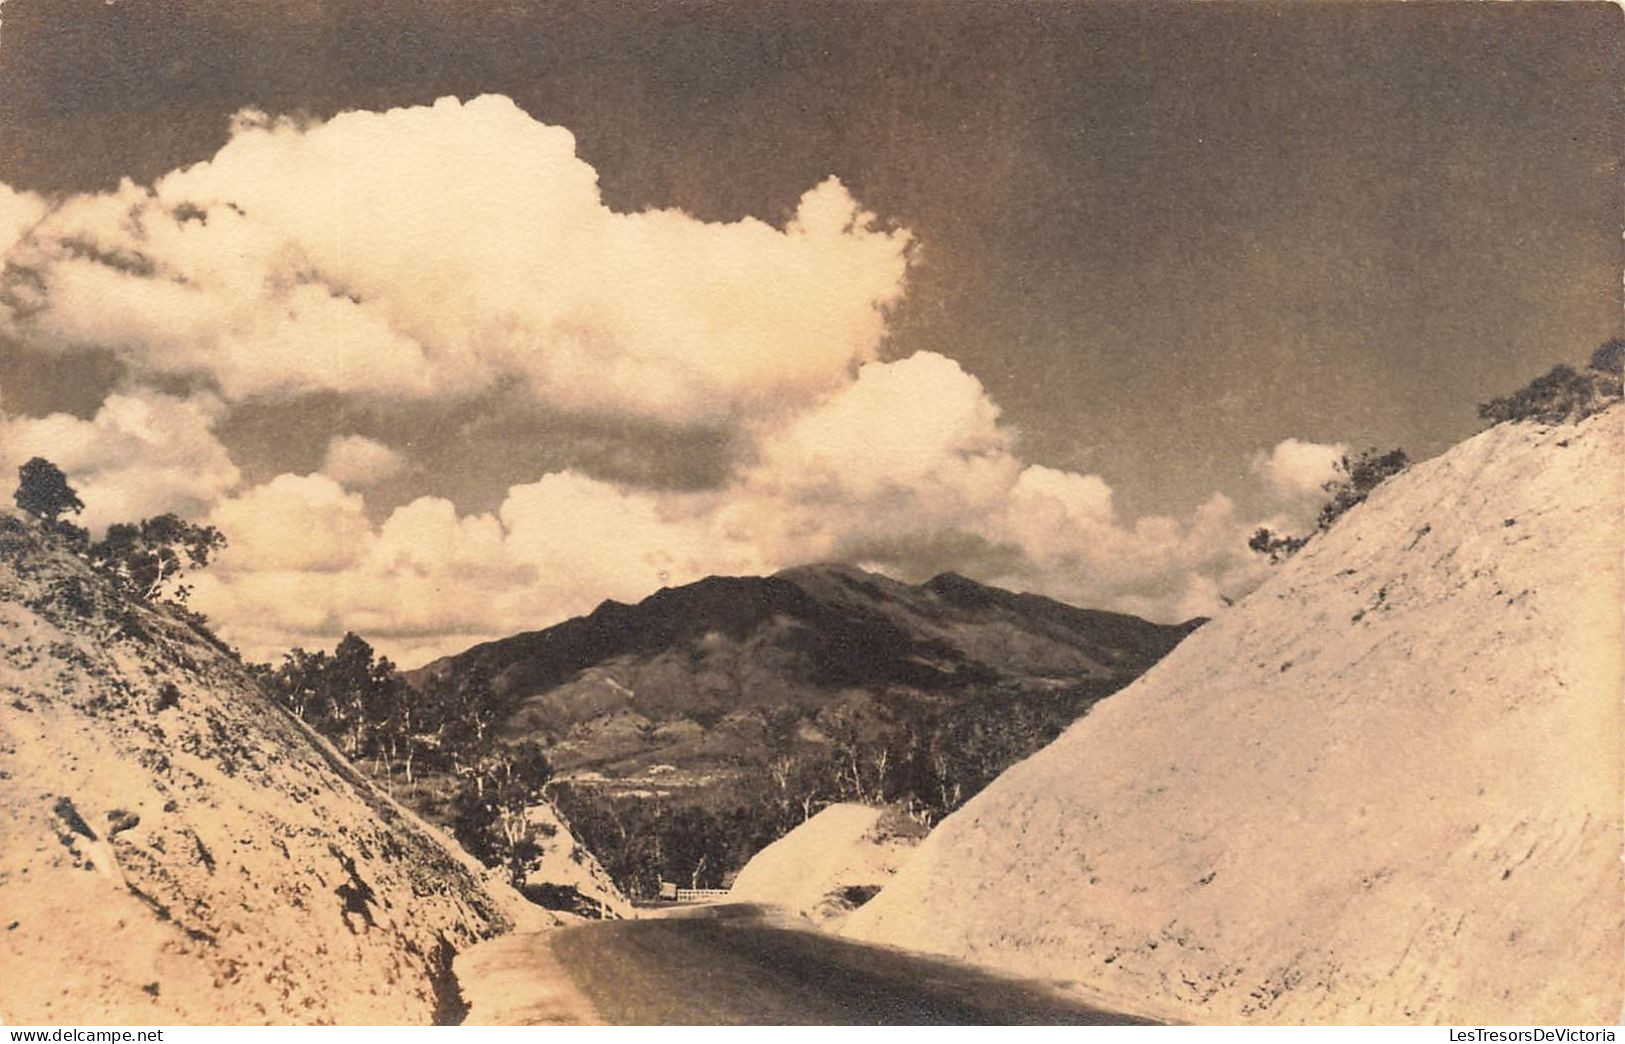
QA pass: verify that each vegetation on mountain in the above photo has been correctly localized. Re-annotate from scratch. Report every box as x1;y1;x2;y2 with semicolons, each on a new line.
12;459;227;639
1250;446;1411;564
551;680;1120;896
1251;337;1624;569
86;514;226;609
400;566;1200;898
255;635;559;891
253;590;1173;899
1476;338;1623;426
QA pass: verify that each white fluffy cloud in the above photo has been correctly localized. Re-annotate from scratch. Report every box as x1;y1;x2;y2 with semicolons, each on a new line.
730;352;1022;562
191;471;768;664
322;435;406;487
0;184;46;262
3;95;911;422
1255;437;1346;501
0;97;1342;664
0;391;240;533
209;474;373;572
184;352;1294;662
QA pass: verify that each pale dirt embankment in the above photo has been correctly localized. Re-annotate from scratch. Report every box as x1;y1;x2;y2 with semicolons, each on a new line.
729;802;920;927
0;516;550;1024
846;409;1624;1024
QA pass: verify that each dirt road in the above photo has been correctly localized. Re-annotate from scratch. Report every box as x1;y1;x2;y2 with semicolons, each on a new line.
501;904;1153;1025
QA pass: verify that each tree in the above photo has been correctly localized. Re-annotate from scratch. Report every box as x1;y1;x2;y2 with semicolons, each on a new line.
317;632;400;758
14;457;84;522
1315;448;1410;531
437;675;500;781
1248;528;1308;565
264;647;333;725
1590;337;1625;378
451;741;553;887
1250;447;1409;564
88;513;226;606
1477;340;1624;426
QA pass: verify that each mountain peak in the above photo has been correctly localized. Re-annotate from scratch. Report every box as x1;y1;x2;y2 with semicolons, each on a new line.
408;562;1200;794
922;571;995;604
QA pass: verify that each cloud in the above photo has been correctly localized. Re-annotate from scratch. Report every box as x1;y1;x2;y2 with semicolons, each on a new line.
0;97;1341;663
723;354;1270;621
3;95;911;422
172;350;1324;663
191;470;766;663
322;435;406;487
1254;437;1346;501
0;390;240;533
208;473;373;572
733;352;1021;561
0;184;46;259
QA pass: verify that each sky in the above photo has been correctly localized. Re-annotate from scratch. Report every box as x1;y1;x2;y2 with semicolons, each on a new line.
0;0;1619;665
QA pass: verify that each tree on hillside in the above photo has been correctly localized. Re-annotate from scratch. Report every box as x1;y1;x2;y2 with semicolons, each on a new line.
1248;528;1307;565
1477;339;1624;426
258;634;558;885
1251;446;1410;564
1591;337;1625;377
12;463;228;627
88;513;227;606
1315;447;1410;531
264;646;334;724
450;740;553;888
14;457;84;522
437;675;501;779
263;634;396;754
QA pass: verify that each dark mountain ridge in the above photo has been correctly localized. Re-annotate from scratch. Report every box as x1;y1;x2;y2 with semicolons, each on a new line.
401;563;1202;897
407;564;1202;783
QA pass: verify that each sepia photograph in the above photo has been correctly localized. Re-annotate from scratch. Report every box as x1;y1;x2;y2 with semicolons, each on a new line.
0;0;1620;1029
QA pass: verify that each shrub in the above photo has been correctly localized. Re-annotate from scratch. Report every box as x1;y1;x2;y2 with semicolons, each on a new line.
1248;528;1308;564
88;514;227;607
1478;339;1624;426
1590;337;1625;377
1315;448;1410;531
1250;447;1409;563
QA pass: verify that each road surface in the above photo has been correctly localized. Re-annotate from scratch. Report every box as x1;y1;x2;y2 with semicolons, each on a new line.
498;903;1154;1025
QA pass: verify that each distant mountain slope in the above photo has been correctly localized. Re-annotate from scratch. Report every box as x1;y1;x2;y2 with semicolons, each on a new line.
845;408;1624;1024
0;516;545;1025
408;563;1201;788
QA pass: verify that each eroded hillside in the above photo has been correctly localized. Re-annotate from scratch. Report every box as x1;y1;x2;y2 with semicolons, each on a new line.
0;516;546;1024
845;408;1624;1024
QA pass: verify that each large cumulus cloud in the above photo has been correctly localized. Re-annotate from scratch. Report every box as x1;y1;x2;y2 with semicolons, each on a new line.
1;96;1338;664
186;352;1329;663
4;95;911;421
1253;437;1346;502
